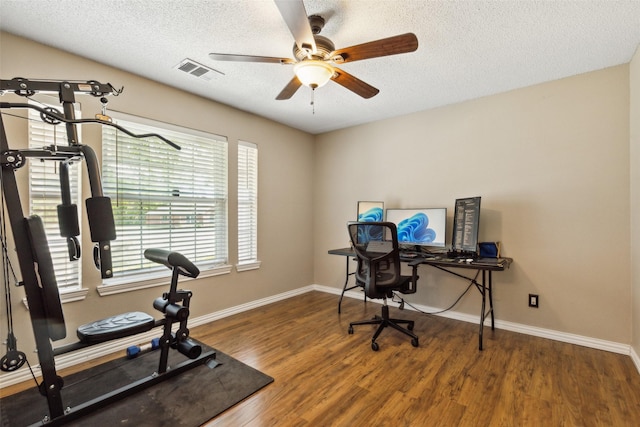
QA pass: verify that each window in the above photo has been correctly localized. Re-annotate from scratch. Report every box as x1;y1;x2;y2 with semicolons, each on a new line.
28;102;82;292
101;113;228;283
237;141;259;270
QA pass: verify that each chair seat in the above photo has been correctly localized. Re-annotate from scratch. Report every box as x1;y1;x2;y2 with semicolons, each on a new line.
77;312;155;344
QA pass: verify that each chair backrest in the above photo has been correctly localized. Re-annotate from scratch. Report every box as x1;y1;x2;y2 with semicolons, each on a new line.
347;221;404;299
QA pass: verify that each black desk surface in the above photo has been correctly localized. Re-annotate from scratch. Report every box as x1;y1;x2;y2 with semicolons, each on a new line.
328;247;512;271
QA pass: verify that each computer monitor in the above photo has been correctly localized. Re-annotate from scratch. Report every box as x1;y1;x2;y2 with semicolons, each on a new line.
357;201;384;222
451;196;481;254
356;201;384;243
385;208;447;249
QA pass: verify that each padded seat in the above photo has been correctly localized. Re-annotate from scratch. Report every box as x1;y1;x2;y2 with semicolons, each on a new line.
77;312;155;344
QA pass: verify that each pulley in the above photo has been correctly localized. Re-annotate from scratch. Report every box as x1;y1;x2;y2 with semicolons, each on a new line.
40;106;62;125
0;349;26;372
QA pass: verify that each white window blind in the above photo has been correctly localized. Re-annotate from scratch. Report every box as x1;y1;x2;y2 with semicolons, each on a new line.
237;141;258;265
101;114;228;279
28;102;82;291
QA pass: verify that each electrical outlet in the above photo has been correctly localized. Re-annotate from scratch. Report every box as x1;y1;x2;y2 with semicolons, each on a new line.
528;294;539;308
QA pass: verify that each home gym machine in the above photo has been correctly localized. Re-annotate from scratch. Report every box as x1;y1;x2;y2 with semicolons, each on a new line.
0;78;215;425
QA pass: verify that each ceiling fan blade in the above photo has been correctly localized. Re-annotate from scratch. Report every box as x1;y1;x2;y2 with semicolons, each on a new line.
331;68;379;99
276;76;303;100
209;53;296;64
330;33;418;64
274;0;316;55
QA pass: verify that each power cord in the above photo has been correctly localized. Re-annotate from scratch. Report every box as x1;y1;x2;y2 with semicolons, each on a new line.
392;280;474;315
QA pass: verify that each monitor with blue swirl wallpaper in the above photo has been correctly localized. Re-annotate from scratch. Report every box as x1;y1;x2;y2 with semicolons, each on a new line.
385;208;447;248
356;201;384;243
357;201;384;222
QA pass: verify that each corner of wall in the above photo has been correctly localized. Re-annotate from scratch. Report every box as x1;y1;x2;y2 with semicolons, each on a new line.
630;42;640;368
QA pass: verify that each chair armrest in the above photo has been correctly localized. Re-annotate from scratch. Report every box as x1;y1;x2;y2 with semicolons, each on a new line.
399;263;419;294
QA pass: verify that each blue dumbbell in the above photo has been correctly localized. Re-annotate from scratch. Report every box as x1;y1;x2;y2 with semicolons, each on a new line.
126;337;160;359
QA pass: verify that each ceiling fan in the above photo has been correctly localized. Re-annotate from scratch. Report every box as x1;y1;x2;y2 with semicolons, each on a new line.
208;0;418;100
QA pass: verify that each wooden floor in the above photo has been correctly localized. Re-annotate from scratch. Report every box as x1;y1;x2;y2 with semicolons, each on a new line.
4;291;640;426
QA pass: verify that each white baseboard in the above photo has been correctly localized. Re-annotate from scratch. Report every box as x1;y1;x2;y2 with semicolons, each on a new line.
632;346;640;373
187;286;314;328
0;286;315;389
1;284;637;388
314;284;635;357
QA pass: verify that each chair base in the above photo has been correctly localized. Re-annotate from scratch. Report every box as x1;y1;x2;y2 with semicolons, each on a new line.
348;305;419;351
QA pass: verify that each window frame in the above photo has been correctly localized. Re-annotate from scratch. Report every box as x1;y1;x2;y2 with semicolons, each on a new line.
27;99;83;294
98;112;231;295
237;140;260;271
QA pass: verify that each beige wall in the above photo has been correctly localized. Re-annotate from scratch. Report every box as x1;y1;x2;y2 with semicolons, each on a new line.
631;45;640;358
0;29;636;371
0;32;315;358
314;65;632;343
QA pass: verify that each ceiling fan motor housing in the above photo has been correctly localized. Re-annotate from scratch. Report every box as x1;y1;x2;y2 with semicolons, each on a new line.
293;35;335;60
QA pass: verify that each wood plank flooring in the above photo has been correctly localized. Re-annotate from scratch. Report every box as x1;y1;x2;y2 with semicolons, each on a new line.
3;291;640;426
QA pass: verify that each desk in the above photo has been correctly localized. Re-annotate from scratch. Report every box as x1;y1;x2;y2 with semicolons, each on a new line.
328;247;512;350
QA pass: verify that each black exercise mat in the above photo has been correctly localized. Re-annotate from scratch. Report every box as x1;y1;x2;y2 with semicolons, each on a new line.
0;342;273;426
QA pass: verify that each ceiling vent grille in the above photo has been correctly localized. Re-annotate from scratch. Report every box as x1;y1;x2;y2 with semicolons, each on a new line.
174;58;224;81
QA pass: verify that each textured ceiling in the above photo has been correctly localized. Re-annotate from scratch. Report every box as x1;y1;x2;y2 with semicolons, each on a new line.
1;0;640;134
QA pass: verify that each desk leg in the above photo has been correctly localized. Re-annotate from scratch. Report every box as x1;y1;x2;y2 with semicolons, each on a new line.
338;256;349;313
479;270;486;351
478;270;496;351
337;257;365;313
488;271;495;329
339;256;362;313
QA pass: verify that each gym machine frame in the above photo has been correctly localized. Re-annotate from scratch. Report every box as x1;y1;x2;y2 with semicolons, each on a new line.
0;78;215;425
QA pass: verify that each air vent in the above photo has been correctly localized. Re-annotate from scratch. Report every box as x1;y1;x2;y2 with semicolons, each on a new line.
174;58;224;81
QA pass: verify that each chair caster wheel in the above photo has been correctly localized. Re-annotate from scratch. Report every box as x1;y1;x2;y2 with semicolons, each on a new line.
371;342;379;351
408;322;414;331
411;337;419;347
348;326;354;334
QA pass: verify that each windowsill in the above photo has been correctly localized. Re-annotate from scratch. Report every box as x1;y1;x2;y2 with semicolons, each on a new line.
61;287;90;302
19;262;238;307
236;260;261;272
22;287;89;309
97;263;232;296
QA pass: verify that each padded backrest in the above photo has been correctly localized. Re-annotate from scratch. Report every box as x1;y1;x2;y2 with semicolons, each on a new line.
26;215;67;341
347;221;403;299
144;248;200;278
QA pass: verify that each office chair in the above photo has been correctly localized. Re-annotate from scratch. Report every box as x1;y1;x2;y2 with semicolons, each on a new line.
346;221;419;351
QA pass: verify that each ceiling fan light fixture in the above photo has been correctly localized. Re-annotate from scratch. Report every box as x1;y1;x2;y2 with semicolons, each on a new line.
294;60;334;89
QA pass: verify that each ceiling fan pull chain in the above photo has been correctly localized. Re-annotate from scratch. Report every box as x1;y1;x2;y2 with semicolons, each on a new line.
311;88;315;114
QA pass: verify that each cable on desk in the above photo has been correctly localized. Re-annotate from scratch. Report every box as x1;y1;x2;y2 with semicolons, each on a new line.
391;281;474;315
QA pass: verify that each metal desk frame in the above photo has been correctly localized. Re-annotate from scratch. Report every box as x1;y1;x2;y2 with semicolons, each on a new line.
328;247;512;350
